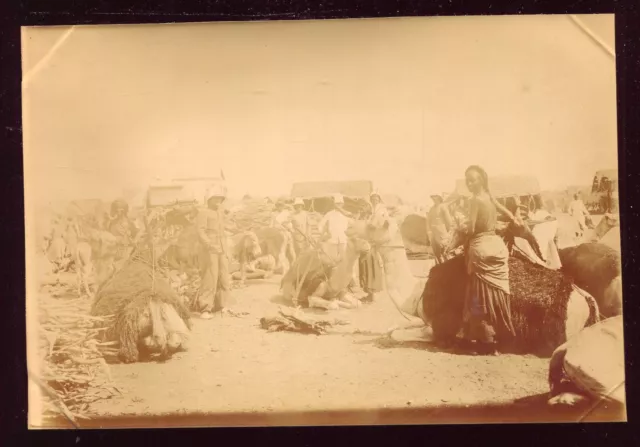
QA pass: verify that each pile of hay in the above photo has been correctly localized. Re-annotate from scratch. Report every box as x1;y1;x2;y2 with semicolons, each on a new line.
91;250;192;364
227;198;276;233
35;294;120;423
166;269;201;307
227;197;325;238
423;254;599;356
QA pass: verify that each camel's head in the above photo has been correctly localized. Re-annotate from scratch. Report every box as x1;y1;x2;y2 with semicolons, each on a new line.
242;231;262;259
349;236;372;254
603;213;619;228
594;213;620;240
363;215;402;247
345;221;372;254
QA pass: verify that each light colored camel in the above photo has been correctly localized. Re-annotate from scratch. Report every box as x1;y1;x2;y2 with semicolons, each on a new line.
227;231;263;286
357;216;598;346
548;315;625;408
560;213;619;249
356;217;427;326
585;213;619;244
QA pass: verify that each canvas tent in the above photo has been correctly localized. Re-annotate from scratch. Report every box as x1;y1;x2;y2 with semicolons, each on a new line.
146;183;197;209
446;175;543;214
172;176;227;206
290;180;374;214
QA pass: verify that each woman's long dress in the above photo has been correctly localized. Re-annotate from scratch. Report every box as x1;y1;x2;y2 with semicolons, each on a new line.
462;197;516;345
359;204;386;294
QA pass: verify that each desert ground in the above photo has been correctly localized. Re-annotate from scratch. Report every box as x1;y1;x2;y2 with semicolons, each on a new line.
35;213;625;427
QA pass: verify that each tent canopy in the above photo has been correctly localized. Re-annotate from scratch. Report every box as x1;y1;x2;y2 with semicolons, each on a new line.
290;180;374;215
451;176;541;199
146;183;197;208
291;180;373;199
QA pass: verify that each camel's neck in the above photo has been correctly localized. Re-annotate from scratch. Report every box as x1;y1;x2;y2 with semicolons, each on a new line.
376;234;426;320
378;245;419;295
329;245;360;291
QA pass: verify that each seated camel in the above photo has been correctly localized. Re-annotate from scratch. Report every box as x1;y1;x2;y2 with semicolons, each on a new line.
231;254;277;282
227;230;263;286
280;225;372;311
548;315;625;408
357;216;601;356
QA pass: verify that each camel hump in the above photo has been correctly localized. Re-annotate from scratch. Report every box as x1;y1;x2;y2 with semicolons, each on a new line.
400;214;429;246
559;242;621;281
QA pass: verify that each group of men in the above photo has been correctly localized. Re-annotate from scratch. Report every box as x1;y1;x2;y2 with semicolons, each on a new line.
270;191;389;301
193;187;398;318
44;183;594;320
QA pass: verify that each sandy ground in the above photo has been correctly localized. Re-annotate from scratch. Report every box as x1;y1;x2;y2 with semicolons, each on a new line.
38;213;626;427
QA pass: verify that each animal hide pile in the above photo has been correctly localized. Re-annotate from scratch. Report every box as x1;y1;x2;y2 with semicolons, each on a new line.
91;250;192;363
260;307;349;335
423;255;599;356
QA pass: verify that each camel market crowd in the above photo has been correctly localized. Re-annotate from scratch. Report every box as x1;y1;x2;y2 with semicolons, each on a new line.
33;169;624;422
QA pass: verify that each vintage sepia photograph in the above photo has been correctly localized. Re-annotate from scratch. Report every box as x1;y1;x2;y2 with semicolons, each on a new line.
22;14;624;428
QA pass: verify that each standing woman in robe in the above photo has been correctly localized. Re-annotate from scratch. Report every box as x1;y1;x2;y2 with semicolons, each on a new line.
359;191;387;302
462;165;522;355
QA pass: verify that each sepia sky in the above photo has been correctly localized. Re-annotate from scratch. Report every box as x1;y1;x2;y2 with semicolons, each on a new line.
22;14;617;206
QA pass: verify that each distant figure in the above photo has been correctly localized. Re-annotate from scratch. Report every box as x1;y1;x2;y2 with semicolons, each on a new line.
64;216;80;255
290;197;310;256
516;199;561;270
451;198;468;229
108;199;138;268
427;194;454;264
46;216;68;279
171;207;200;273
317;194;351;263
567;192;591;240
196;185;235;320
359;191;387;302
270;199;297;267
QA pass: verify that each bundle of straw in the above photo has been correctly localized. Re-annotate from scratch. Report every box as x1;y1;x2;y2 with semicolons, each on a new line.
35;294;121;423
226;198;275;233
